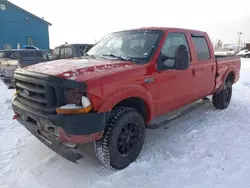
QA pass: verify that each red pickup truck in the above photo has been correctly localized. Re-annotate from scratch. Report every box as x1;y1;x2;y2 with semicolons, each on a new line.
11;27;241;170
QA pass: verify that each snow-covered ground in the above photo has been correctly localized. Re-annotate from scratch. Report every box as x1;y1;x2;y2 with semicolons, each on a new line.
1;59;250;188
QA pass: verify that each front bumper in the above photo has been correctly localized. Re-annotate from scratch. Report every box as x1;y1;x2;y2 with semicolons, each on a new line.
12;99;109;163
18;116;83;163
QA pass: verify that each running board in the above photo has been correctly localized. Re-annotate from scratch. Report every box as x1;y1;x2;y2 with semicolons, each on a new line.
147;98;210;129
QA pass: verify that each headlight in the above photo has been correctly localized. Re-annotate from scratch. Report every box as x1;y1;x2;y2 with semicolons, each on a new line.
65;88;83;106
81;96;91;108
56;89;92;114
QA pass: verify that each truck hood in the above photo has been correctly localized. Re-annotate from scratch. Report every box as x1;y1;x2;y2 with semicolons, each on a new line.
24;58;137;82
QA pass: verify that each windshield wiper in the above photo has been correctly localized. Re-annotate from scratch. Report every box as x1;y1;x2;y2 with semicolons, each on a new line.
102;53;128;61
102;53;141;63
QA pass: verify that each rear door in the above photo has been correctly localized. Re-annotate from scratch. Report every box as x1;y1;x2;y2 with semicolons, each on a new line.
151;32;197;115
190;33;216;98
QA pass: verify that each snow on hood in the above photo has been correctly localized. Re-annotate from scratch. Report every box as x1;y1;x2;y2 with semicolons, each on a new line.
24;58;136;82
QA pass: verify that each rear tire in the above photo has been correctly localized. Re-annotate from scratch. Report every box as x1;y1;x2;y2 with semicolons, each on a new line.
212;81;232;109
94;107;145;170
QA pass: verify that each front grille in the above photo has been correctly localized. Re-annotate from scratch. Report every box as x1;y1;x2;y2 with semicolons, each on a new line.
13;69;87;113
14;73;64;113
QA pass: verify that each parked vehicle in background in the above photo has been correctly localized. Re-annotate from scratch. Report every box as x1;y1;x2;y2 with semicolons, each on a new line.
21;45;39;50
0;49;50;88
0;49;18;58
244;52;250;58
11;27;241;170
237;49;250;58
214;48;237;56
52;43;94;60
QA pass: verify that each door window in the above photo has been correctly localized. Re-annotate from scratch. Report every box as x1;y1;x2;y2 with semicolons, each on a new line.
191;36;210;61
161;33;191;61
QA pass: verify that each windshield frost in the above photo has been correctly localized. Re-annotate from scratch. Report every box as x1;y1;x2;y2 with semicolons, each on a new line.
87;30;161;63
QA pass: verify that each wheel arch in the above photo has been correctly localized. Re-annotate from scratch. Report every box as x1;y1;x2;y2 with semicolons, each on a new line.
217;70;236;92
98;86;155;124
226;71;235;83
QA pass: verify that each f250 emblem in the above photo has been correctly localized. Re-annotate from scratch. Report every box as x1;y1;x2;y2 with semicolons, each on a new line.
144;77;155;84
22;89;29;97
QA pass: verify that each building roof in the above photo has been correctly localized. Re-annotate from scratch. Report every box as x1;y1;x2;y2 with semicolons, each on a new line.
0;0;52;26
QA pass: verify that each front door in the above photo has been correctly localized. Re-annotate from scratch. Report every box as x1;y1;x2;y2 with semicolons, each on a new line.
149;32;196;116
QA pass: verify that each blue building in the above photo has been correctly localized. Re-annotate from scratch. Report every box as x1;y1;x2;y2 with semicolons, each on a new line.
0;0;51;50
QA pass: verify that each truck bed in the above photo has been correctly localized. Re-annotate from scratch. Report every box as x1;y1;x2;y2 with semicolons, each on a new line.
214;55;241;93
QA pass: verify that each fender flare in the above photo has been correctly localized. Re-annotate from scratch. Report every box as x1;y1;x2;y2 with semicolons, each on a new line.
98;85;155;123
218;67;235;91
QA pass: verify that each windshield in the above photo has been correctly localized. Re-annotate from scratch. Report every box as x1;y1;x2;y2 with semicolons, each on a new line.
86;30;163;63
0;51;17;58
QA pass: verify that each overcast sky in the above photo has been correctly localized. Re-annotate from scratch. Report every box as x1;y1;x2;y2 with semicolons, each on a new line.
10;0;250;48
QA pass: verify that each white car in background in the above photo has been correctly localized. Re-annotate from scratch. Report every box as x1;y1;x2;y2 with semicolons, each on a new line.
237;49;250;58
214;48;237;56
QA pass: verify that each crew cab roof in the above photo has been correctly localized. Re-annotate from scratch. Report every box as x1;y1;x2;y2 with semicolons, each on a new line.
119;27;206;35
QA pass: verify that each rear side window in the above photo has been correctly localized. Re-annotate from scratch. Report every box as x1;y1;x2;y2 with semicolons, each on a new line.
191;35;210;61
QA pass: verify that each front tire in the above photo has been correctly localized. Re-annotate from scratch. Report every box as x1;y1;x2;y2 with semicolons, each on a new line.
212;81;232;109
94;107;145;170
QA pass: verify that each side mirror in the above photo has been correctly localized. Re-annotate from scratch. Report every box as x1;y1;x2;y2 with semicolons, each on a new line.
174;45;189;70
163;59;175;67
157;45;189;71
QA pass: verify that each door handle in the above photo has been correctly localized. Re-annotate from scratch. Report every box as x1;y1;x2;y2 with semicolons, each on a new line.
193;67;204;75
